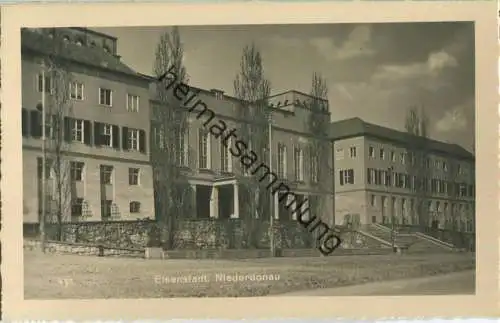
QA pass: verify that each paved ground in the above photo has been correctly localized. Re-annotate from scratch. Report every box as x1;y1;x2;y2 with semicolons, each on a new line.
278;270;475;296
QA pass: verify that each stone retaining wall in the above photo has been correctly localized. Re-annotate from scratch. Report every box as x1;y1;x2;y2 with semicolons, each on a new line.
24;239;144;257
39;219;318;250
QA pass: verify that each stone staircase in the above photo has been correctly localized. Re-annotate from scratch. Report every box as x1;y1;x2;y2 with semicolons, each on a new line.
357;223;455;253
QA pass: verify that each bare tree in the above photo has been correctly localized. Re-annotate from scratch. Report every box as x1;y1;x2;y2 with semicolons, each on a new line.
152;27;193;249
306;72;330;226
233;43;271;247
45;61;73;240
39;31;74;240
404;105;430;229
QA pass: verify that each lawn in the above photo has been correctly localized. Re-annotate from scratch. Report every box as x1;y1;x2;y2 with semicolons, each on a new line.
24;250;475;298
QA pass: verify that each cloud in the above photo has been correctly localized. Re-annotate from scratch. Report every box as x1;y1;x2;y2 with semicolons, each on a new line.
427;51;458;72
435;105;468;133
310;25;375;61
371;50;458;90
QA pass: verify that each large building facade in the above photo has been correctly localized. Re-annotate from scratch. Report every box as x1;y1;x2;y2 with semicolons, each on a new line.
22;28;154;224
331;118;475;232
21;28;475;236
148;82;335;226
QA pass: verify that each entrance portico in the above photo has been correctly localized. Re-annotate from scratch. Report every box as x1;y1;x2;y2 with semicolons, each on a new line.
191;177;239;219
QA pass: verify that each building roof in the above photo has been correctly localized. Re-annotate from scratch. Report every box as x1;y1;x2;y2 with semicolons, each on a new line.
329;117;474;160
21;28;143;79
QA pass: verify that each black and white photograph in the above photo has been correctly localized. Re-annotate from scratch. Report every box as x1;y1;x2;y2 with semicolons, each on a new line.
2;1;497;319
19;21;478;298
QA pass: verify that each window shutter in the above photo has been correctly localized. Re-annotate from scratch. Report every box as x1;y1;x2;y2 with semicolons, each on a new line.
21;109;28;137
94;122;101;146
139;129;146;153
112;125;120;149
122;127;129;150
349;169;354;184
339;170;344;185
30;110;41;138
64;117;72;142
83;120;92;145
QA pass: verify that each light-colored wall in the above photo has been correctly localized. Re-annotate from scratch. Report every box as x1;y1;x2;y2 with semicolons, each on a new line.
23;149;154;223
22;55;154;223
332;135;475;229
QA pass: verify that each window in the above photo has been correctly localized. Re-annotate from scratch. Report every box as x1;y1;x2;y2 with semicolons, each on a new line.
294;147;304;181
379;149;385;160
198;129;210;169
369;146;375;158
129;168;140;185
400;153;406;164
128;128;140;151
242;140;253;176
70;162;84;181
370;195;376;207
459;183;467;197
220;137;232;172
391;151;396;162
339;169;354;185
175;129;188;167
37;73;52;93
127;94;139;112
375;170;383;185
335;148;344;160
37;157;53;179
367;168;376;185
310;150;319;183
153;126;165;150
425;158;431;169
71;198;84;217
101;200;113;219
69;82;84;100
277;143;287;178
72;119;84;143
100;165;113;184
349;146;357;158
99;88;112;106
130;201;141;213
381;170;388;186
102;124;113;147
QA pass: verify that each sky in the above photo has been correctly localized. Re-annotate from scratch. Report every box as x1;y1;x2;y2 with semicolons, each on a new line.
93;22;475;152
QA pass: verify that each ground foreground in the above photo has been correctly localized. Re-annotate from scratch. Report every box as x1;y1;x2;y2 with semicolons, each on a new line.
24;250;475;298
278;270;475;296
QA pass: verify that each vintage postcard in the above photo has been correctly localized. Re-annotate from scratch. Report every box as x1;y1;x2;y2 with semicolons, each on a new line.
1;1;498;320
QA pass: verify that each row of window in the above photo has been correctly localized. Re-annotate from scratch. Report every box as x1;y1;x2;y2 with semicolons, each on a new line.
38;158;140;186
153;127;320;183
366;167;474;197
337;145;470;175
369;194;474;216
22;109;147;153
37;73;140;112
71;198;142;218
374;215;473;232
337;167;475;198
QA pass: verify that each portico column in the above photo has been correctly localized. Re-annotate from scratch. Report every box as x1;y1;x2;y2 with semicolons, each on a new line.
209;186;219;219
273;192;279;220
232;183;239;219
190;184;197;218
289;195;298;221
